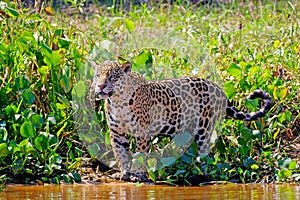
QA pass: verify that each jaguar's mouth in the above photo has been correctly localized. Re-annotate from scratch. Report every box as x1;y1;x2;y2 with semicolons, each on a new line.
97;91;109;99
97;91;113;99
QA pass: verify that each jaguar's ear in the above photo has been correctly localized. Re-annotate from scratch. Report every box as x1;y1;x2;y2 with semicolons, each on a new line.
121;62;132;73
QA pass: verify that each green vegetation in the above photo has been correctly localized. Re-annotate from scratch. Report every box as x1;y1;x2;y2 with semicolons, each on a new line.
0;0;299;186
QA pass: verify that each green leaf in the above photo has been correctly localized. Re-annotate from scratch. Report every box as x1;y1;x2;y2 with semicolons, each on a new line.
75;147;84;157
160;157;176;167
54;29;64;37
224;81;236;100
135;51;153;67
249;65;260;77
245;98;259;110
21;30;36;45
65;141;72;150
51;51;61;66
68;172;81;183
31;114;44;128
215;139;226;154
279;88;288;99
41;43;52;56
132;152;145;168
288;160;297;170
34;134;48;151
51;176;60;184
22;89;35;104
209;169;218;175
58;38;71;49
20;122;35;138
238;167;243;174
174;169;186;176
239;79;250;92
243;157;256;169
15;75;30;91
105;131;111;145
279;158;292;169
56;103;68;110
125;19;135;32
25;168;34;175
56;121;67;138
6;7;19;17
173;131;192;147
273;87;278;100
38;65;49;75
273;128;280;140
60;75;72;93
72;81;86;98
147;157;157;169
278;110;292;124
0;43;7;61
69;150;75;160
181;154;192;164
227;63;242;78
251;164;259;170
62;174;73;183
49;154;62;165
19;138;30;152
0;128;8;141
87;143;100;158
283;170;292;177
0;143;9;158
41;177;48;182
148;170;156;182
48;134;58;147
25;14;42;21
186;142;198;157
278;169;292;178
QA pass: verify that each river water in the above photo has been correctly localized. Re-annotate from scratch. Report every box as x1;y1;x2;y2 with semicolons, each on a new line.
0;183;299;200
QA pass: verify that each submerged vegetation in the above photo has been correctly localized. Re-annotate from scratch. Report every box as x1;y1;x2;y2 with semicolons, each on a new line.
0;0;299;186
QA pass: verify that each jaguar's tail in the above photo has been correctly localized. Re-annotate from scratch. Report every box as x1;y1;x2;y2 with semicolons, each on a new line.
226;89;272;121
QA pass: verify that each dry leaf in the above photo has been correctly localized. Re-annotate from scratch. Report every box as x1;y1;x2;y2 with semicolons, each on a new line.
44;7;55;16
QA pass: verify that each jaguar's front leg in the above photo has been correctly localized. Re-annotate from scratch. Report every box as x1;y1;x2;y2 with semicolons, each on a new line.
109;127;131;180
130;136;151;182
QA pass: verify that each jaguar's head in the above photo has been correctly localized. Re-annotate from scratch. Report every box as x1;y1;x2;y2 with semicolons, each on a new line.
92;61;132;99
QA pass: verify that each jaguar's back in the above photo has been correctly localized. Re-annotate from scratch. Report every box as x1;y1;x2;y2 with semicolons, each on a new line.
146;77;227;153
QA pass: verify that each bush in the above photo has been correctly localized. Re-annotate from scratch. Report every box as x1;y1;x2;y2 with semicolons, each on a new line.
0;0;299;185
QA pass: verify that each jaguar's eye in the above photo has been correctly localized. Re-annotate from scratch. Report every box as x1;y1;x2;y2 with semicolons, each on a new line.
95;75;99;79
109;77;114;81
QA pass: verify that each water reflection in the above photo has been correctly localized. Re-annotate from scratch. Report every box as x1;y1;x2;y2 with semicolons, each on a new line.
0;183;299;200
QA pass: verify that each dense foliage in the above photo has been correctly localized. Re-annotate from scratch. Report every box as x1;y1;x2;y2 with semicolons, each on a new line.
0;0;299;186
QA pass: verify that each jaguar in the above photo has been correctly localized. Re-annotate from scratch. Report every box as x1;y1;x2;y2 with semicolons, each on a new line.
92;61;272;181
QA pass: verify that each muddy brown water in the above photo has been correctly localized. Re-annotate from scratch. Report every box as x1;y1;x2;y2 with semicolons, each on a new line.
0;183;299;200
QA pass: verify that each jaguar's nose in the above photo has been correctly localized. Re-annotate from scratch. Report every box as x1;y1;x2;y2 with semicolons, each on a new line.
99;84;107;90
